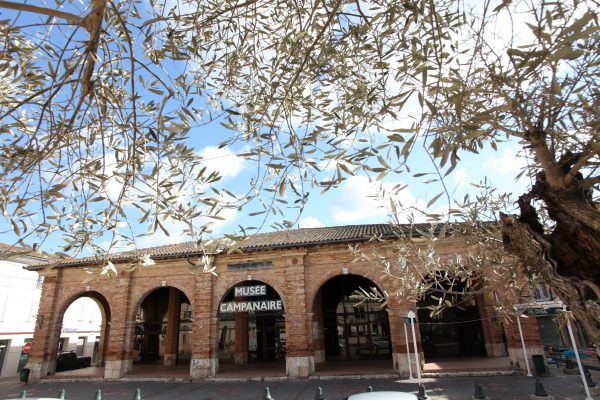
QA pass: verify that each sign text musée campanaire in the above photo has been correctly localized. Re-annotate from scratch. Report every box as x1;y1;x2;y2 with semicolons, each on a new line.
219;285;283;314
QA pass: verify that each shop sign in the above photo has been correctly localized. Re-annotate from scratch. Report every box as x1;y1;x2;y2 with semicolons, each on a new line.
220;300;283;313
22;342;32;353
524;307;561;316
61;327;77;333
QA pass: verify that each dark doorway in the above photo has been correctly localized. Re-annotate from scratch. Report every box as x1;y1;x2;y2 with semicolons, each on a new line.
320;275;391;361
0;340;8;375
417;281;486;358
218;280;286;365
134;287;192;365
250;315;286;361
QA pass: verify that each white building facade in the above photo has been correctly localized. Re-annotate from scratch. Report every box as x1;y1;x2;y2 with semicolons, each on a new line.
0;245;102;378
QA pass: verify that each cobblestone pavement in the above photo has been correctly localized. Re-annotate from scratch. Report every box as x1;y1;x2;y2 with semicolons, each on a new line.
1;369;599;400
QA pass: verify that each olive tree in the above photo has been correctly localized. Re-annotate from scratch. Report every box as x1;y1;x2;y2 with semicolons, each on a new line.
425;1;600;343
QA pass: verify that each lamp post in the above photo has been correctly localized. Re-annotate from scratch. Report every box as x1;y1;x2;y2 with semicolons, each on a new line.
407;311;421;382
403;319;414;379
515;309;533;377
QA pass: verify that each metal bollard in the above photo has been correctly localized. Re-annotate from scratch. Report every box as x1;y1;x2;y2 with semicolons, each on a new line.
565;358;575;369
314;386;326;400
417;383;428;400
94;388;103;400
19;390;26;398
534;379;548;397
58;388;66;399
133;388;142;400
584;366;597;388
473;383;486;400
264;386;274;400
367;385;373;392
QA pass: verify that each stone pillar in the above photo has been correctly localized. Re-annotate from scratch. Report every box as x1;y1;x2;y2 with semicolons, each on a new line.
93;317;112;368
477;294;506;357
95;319;109;366
284;252;314;377
103;269;134;379
312;292;326;363
28;270;63;379
504;313;544;372
388;304;419;377
190;275;218;378
163;287;181;366
234;313;249;365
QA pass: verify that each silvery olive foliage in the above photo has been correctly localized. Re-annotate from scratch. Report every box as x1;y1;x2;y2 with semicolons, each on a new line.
0;0;599;340
0;0;461;255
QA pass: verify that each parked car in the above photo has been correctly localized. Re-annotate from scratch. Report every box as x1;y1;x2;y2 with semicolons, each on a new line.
345;392;418;400
55;351;91;372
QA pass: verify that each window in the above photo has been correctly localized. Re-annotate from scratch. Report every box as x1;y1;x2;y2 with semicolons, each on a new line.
76;337;86;356
532;283;552;301
0;294;7;322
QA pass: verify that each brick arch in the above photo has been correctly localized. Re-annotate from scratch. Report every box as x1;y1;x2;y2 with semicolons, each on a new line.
56;289;112;323
307;269;392;313
129;283;193;322
51;289;112;368
214;276;287;317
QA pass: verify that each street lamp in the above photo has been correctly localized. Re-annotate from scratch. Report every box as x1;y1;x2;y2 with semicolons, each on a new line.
514;309;532;377
560;305;593;400
403;318;413;379
407;311;421;382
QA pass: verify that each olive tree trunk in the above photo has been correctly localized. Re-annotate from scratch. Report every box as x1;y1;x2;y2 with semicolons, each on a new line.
500;175;600;345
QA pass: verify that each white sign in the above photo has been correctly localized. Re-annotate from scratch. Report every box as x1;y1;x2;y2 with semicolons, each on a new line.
234;285;266;297
220;300;283;314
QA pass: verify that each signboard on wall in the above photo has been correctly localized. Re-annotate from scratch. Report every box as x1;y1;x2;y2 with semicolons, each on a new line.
219;284;283;314
219;300;283;313
234;285;266;297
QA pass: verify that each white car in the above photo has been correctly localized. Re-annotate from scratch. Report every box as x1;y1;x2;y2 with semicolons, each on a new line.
346;391;418;400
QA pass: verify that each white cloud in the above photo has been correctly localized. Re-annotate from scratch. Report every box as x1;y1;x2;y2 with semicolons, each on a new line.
453;168;469;189
331;176;426;224
199;146;246;179
135;219;192;249
483;147;527;176
134;195;241;249
299;217;324;228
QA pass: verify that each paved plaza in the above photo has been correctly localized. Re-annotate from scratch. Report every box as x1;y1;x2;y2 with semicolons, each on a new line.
1;367;599;400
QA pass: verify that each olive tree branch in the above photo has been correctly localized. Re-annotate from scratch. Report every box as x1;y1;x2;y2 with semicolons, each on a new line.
0;0;84;25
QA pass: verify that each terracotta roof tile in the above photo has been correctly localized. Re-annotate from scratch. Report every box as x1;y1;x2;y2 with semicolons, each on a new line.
26;223;455;270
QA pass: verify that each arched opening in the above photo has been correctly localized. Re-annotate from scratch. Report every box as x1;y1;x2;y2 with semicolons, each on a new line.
315;275;391;363
417;278;486;359
217;280;286;371
54;292;109;377
133;287;192;368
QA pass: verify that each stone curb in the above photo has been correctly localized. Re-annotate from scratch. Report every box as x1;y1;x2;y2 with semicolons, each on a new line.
421;370;522;378
34;370;521;383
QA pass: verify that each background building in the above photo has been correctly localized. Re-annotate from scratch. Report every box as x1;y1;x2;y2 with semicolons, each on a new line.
0;244;102;378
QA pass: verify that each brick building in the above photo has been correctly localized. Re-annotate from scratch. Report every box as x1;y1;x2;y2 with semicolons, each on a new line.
25;224;553;380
